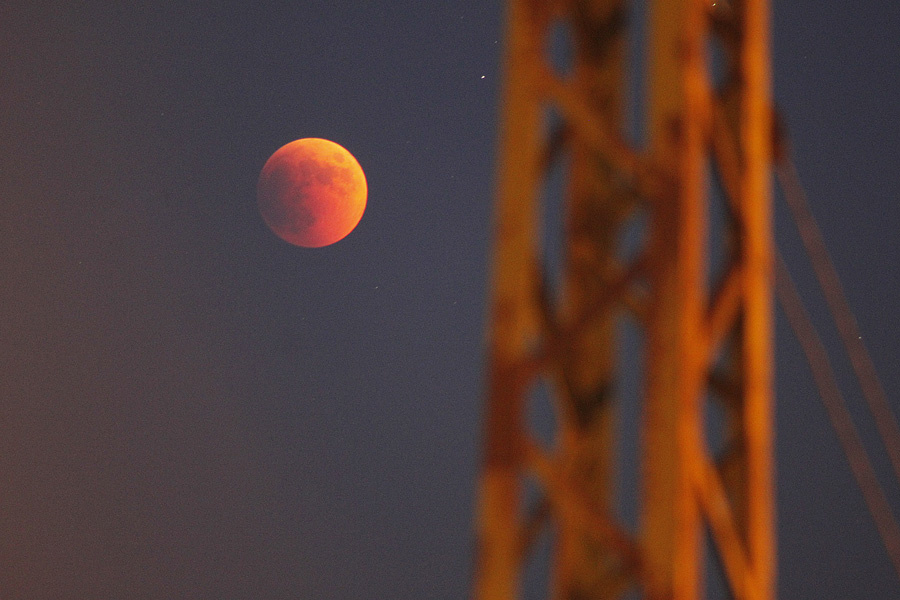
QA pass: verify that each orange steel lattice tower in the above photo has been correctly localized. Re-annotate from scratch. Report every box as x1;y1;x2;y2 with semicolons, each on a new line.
473;0;774;599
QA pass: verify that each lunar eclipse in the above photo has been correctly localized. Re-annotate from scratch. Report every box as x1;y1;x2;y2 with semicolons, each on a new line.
257;138;367;247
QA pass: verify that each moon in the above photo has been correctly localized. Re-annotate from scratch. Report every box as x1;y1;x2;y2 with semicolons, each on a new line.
257;138;367;248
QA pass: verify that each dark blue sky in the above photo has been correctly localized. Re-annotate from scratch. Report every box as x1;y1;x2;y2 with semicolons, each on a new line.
1;1;898;598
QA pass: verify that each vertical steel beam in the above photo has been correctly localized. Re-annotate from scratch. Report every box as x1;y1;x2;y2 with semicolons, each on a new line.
474;1;545;598
737;0;775;596
474;0;774;598
643;1;710;599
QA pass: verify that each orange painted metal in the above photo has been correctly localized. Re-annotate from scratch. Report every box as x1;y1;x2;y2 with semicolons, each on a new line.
473;1;774;598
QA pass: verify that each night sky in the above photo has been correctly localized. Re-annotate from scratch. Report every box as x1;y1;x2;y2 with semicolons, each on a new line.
2;1;899;599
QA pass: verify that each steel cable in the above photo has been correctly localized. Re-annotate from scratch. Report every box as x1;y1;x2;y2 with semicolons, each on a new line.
775;147;900;487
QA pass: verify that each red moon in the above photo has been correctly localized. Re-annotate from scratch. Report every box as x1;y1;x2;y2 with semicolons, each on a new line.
257;138;367;248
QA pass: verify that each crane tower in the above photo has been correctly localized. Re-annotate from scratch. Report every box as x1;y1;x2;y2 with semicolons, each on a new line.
474;0;774;598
